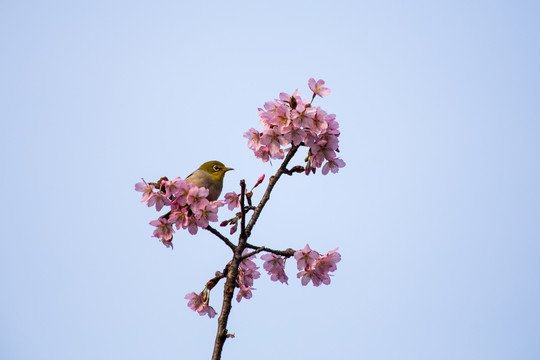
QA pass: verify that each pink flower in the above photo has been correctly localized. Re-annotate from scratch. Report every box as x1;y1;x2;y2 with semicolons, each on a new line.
311;108;329;133
291;89;305;106
162;177;183;198
283;126;307;146
254;146;270;163
186;215;199;235
278;90;303;107
303;129;319;148
271;148;286;160
173;180;193;207
260;253;289;284
149;217;174;241
270;105;291;133
294;244;320;270
296;247;340;286
316;248;341;274
135;180;155;203
322;158;346;175
243;128;262;151
148;192;171;212
278;92;292;104
311;140;337;164
263;100;279;114
236;284;254;303
185;292;217;318
310;151;325;169
297;268;330;287
325;114;340;135
318;132;340;150
194;202;219;228
239;250;261;287
291;102;316;129
224;192;240;210
241;268;260;287
259;101;280;129
260;127;289;157
187;186;210;213
169;207;189;229
308;78;331;97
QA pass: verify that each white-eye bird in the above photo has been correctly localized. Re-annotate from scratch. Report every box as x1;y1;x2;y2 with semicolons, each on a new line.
185;161;234;201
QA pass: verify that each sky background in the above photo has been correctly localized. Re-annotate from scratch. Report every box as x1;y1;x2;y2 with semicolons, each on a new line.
1;1;539;359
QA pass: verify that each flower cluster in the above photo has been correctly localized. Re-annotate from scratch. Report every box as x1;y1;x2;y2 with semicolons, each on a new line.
236;250;261;302
184;245;341;315
295;245;341;286
260;245;341;288
243;78;345;175
260;253;288;284
135;178;240;247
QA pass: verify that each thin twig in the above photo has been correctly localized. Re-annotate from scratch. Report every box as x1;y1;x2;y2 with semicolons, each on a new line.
242;244;295;260
205;225;236;252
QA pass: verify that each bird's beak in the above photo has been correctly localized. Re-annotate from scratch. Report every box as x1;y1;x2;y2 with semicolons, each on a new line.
224;167;234;172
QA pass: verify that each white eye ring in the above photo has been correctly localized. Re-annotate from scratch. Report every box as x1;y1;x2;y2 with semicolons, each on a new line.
213;165;221;172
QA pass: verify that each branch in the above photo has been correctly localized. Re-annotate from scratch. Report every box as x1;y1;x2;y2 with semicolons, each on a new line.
245;145;299;238
240;180;247;240
205;225;236;252
212;147;301;359
212;180;249;360
243;243;295;259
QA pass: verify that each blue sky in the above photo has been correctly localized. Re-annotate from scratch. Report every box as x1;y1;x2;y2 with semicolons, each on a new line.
1;1;539;359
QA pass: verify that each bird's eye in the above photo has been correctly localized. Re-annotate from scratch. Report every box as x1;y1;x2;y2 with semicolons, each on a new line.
213;165;221;172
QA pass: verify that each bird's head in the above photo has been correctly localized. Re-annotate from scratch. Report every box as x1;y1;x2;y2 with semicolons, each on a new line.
199;160;234;183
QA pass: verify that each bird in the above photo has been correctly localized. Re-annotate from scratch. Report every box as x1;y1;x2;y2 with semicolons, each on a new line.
185;160;234;201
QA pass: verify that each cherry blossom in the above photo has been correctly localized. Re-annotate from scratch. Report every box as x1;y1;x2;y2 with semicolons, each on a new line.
243;128;262;151
149;217;174;241
169;208;189;229
174;180;193;207
294;244;320;270
224;192;240;210
236;284;254;303
194;202;219;228
322;158;346;175
244;78;344;175
316;248;341;274
187;186;210;213
308;78;331;97
185;292;217;318
260;253;289;284
135;180;155;203
162;177;183;198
